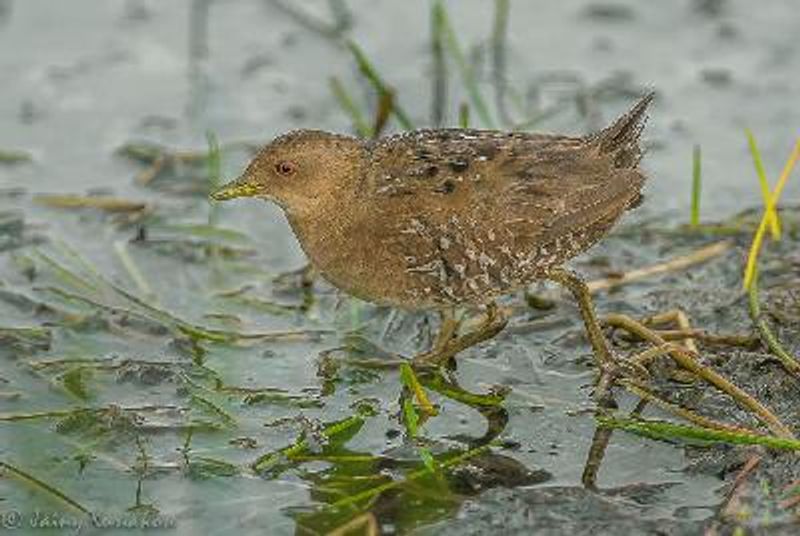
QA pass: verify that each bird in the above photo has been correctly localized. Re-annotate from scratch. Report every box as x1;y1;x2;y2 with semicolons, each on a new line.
211;92;654;368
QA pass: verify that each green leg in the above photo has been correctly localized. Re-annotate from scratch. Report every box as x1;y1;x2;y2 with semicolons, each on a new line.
546;268;614;369
546;267;652;408
413;302;508;368
431;307;459;353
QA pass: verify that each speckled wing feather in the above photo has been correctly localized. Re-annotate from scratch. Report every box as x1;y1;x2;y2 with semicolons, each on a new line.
364;127;643;240
365;129;581;200
355;95;652;306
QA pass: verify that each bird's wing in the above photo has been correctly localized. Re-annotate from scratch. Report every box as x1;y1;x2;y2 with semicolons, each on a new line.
494;138;644;245
364;128;641;220
364;92;651;217
364;128;581;201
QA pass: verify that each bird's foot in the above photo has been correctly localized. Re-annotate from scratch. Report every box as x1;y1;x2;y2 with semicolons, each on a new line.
599;354;651;384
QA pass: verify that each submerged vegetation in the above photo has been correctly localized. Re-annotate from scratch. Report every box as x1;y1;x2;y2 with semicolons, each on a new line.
1;1;800;535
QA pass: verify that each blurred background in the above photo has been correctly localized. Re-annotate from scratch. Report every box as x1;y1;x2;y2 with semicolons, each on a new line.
1;1;799;535
1;0;799;215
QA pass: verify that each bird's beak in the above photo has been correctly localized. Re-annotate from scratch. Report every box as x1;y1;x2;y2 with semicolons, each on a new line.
209;173;261;201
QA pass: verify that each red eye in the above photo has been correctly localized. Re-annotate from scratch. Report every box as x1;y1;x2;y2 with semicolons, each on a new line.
275;161;296;176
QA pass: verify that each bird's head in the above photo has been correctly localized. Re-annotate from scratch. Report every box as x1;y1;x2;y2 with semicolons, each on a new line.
210;130;363;215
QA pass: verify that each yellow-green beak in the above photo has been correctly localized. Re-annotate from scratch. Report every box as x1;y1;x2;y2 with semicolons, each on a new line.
209;175;260;201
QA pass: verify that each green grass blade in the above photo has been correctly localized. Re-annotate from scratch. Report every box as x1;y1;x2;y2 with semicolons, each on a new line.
458;102;470;128
491;0;513;126
149;223;251;243
0;148;33;164
690;144;702;227
418;447;437;473
747;269;800;376
346;41;414;130
743;137;800;290
399;363;437;415
402;397;420;437
437;4;495;128
189;393;237;429
745;129;781;239
113;240;154;302
430;0;448;126
330;77;372;137
328;443;493;511
251;415;365;473
33;251;99;295
600;416;800;451
1;461;91;514
422;373;507;407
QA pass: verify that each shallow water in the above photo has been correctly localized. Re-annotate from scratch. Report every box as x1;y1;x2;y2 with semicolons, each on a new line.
1;1;799;534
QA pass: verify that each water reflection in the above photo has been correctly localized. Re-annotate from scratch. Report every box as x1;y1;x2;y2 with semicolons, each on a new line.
270;346;553;534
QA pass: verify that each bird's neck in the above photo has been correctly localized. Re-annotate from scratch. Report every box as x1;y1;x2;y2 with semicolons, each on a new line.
284;187;371;291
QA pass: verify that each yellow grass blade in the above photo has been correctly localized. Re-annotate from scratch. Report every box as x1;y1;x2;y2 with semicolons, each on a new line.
743;137;800;290
745;129;781;239
400;363;438;417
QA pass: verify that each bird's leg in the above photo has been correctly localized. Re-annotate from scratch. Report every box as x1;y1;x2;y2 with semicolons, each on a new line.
546;268;648;404
413;302;508;368
546;268;615;368
430;307;460;354
447;302;509;355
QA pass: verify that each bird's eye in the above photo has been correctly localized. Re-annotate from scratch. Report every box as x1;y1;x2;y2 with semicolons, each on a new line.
275;161;297;176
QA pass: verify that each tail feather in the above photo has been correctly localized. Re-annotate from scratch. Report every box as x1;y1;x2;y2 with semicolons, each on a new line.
591;91;655;169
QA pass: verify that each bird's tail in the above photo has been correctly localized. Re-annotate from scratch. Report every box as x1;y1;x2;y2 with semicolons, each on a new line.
590;91;655;169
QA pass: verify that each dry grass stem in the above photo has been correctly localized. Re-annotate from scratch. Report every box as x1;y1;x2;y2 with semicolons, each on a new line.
605;313;793;439
587;240;732;294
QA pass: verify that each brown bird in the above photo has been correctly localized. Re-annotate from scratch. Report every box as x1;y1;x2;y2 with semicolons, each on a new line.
211;93;654;368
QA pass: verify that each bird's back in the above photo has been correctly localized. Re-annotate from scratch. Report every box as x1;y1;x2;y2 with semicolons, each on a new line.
332;94;654;308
